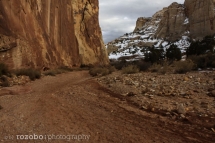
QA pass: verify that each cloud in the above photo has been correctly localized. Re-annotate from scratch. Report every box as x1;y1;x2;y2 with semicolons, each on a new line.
99;0;185;43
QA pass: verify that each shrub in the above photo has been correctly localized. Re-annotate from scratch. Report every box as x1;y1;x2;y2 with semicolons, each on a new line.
173;60;195;74
133;60;151;71
122;65;139;74
166;44;182;61
0;63;9;76
0;76;10;87
149;64;162;72
186;35;215;56
44;70;57;76
58;66;73;71
108;66;117;73
0;105;2;110
144;47;165;63
188;53;215;69
44;67;73;76
149;62;171;74
110;59;127;70
14;68;41;81
89;67;115;76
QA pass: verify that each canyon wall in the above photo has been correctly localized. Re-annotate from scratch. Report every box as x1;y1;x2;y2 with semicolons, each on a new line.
133;0;215;41
184;0;215;39
0;0;108;69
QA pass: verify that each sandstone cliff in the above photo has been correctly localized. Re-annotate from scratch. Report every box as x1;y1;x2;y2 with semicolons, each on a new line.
133;17;151;32
184;0;215;39
133;0;215;41
0;0;109;69
108;0;215;59
155;2;187;41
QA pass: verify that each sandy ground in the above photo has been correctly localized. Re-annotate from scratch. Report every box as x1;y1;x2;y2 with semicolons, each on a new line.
0;71;214;143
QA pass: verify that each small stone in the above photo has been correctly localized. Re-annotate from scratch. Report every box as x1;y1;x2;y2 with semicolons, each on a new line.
184;77;189;81
180;114;186;118
127;92;136;97
149;95;154;99
141;106;147;110
177;104;186;114
196;78;201;82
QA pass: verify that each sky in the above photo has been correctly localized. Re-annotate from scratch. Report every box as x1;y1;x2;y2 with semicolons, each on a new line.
99;0;184;44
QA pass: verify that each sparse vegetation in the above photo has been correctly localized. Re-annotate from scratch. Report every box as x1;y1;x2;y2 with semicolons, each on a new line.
166;44;182;61
186;35;215;56
122;65;139;74
89;66;116;77
188;53;215;69
144;47;165;63
134;60;151;71
14;68;41;81
149;62;170;74
173;60;195;74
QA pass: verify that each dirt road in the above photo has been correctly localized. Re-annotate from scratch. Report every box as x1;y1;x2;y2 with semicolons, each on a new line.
0;71;214;143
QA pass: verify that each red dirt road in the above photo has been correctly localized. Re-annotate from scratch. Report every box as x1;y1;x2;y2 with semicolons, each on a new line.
0;71;214;143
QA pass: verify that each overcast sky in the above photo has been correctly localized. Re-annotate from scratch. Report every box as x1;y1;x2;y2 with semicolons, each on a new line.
99;0;184;44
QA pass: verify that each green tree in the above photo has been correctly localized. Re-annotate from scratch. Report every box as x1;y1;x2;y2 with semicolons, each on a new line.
144;46;165;63
186;35;215;56
166;44;182;61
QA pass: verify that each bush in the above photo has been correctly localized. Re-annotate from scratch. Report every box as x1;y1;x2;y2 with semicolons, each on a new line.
149;64;162;72
122;65;139;74
14;68;41;81
58;66;73;71
149;62;172;74
0;63;9;76
188;53;215;69
166;44;182;61
173;60;195;74
186;35;215;56
0;105;2;110
144;47;165;63
110;59;127;70
134;60;151;71
44;70;57;76
89;66;115;77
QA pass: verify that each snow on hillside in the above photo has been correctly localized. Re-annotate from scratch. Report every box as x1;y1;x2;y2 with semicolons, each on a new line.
107;27;191;60
107;11;191;60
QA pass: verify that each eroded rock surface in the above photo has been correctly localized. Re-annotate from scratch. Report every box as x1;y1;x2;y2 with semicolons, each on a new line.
0;0;108;69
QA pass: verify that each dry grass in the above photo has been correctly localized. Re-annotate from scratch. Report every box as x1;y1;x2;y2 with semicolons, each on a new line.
122;65;139;74
173;60;195;74
89;66;116;77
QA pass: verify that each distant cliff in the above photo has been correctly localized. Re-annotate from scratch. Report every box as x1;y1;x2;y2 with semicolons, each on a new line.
107;0;215;60
0;0;109;69
135;0;215;41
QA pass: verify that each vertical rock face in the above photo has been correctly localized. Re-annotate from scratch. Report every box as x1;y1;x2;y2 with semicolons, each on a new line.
72;0;108;66
132;0;215;42
184;0;215;39
0;0;108;69
133;17;151;32
156;2;187;41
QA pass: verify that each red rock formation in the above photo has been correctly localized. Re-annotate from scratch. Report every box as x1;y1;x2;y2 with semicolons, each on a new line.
0;0;109;69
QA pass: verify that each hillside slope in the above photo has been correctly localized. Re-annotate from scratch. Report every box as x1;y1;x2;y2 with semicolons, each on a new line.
107;0;215;60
